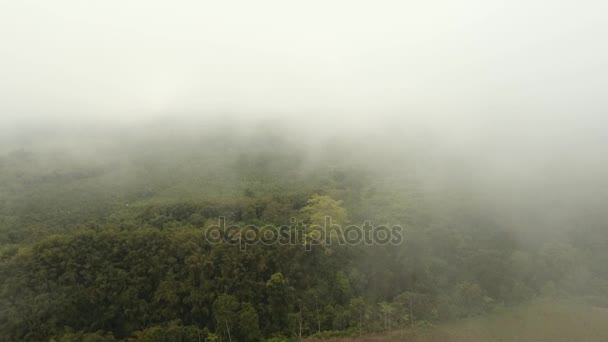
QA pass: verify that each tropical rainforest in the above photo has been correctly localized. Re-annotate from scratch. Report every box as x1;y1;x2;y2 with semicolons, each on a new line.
2;0;607;340
1;119;606;342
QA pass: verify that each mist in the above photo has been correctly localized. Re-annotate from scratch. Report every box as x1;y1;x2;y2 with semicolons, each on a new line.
2;0;607;175
1;1;608;341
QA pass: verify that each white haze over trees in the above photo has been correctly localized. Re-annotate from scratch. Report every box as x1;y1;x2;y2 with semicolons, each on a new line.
1;0;607;229
1;1;608;341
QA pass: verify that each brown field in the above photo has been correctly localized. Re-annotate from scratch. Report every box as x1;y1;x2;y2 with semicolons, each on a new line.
305;300;608;342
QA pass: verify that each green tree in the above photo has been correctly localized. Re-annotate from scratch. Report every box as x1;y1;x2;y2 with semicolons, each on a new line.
266;273;293;334
349;297;369;337
302;194;349;227
238;303;261;342
378;302;396;332
212;294;239;342
302;195;349;249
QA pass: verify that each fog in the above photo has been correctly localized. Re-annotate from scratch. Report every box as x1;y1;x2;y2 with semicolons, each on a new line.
1;0;606;119
2;0;608;224
3;2;608;340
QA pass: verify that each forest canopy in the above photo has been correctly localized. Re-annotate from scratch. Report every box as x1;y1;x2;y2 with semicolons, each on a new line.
1;121;606;341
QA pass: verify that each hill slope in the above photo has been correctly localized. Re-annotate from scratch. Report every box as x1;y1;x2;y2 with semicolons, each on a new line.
306;300;608;342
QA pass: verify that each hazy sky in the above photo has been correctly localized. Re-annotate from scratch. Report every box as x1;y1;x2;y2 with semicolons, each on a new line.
1;1;607;231
1;0;606;126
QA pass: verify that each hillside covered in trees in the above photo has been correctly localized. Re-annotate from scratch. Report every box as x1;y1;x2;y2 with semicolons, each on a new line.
1;120;607;341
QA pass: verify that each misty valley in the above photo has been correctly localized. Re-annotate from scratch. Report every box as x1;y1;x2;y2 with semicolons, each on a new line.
2;0;607;340
1;121;607;342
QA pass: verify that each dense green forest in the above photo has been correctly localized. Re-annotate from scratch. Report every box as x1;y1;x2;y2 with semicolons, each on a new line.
1;121;607;341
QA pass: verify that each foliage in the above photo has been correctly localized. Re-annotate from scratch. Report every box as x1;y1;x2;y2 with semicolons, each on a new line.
0;132;605;341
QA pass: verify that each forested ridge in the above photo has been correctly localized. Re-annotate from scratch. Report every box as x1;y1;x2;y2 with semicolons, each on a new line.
1;123;607;341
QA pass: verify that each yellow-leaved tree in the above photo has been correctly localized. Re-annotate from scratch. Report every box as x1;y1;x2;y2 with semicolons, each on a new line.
301;194;349;251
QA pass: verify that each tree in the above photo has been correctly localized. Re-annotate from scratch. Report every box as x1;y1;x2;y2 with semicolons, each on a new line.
238;303;261;342
334;271;353;304
378;302;396;332
212;295;239;341
301;195;349;248
266;273;293;334
349;297;368;337
393;291;436;327
302;194;349;227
